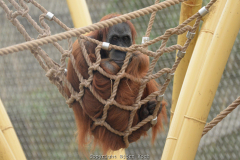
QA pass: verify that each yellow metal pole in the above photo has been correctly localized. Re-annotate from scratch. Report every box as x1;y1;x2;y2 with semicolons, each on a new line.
171;0;202;123
66;0;92;28
172;0;240;159
0;130;16;160
0;99;27;160
107;149;126;160
161;0;227;159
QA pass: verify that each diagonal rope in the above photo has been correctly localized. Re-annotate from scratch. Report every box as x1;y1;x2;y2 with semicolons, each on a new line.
202;96;240;137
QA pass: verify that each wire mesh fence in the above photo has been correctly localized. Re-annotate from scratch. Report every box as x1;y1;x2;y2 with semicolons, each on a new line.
0;0;239;159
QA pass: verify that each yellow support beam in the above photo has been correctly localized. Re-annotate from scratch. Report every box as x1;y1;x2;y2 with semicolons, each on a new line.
161;0;227;159
171;0;202;123
107;149;126;160
172;0;240;159
66;0;92;28
0;99;25;160
0;130;16;160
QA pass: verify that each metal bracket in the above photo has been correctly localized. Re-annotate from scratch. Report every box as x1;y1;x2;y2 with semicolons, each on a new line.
186;31;195;40
157;94;164;102
142;37;149;44
64;68;67;76
151;117;158;126
45;12;54;21
198;6;209;17
167;72;174;80
102;42;110;50
177;50;186;59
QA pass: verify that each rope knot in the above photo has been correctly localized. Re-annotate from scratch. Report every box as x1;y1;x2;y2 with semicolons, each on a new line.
72;93;79;100
6;11;14;21
106;99;114;106
75;94;82;102
37;29;51;39
45;68;56;78
38;33;49;39
66;94;77;105
124;130;132;136
95;120;104;126
22;9;29;17
80;80;91;89
88;64;99;73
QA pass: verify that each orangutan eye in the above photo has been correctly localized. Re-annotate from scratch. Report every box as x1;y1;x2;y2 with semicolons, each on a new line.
112;36;119;41
123;36;130;42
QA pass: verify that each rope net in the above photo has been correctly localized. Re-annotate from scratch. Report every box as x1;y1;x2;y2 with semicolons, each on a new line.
2;0;237;149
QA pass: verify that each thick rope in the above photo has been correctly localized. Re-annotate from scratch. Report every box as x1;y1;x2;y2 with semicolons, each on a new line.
0;0;186;55
202;96;240;137
145;0;160;37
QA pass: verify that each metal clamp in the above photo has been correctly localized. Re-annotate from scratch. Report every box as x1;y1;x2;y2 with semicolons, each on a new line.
151;117;158;126
45;12;54;21
157;94;164;102
167;72;174;80
177;50;186;58
198;6;209;17
142;37;149;44
102;42;110;50
186;31;195;40
64;68;67;76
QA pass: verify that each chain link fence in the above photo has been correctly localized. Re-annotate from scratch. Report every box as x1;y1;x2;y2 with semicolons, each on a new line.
0;0;239;159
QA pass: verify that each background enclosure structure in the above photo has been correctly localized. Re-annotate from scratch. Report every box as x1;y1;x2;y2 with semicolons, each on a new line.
0;0;239;159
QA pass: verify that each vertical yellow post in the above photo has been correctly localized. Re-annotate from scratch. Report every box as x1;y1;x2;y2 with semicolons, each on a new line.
107;149;126;160
0;99;25;160
0;130;16;160
172;0;240;159
66;0;92;28
171;0;202;123
161;0;227;159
